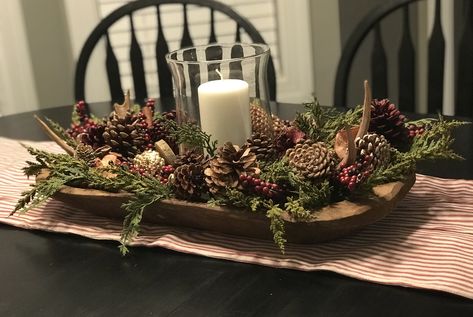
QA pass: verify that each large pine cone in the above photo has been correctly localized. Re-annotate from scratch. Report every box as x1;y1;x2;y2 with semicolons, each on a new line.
355;133;391;170
286;140;334;180
246;132;276;162
250;102;273;138
102;110;145;158
173;163;206;199
204;142;260;194
370;99;409;150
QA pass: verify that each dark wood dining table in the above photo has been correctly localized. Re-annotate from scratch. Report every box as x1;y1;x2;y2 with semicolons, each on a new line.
1;102;472;316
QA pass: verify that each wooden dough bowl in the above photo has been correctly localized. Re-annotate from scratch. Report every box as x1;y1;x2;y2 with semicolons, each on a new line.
40;173;415;243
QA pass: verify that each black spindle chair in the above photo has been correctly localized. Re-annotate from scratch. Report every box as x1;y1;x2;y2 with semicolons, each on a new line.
334;0;473;117
74;0;277;110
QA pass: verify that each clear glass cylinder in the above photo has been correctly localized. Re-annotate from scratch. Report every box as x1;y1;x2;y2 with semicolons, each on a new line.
166;43;273;152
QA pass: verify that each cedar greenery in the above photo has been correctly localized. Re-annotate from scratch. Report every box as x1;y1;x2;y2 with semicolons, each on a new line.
295;99;363;144
13;102;467;255
163;118;218;156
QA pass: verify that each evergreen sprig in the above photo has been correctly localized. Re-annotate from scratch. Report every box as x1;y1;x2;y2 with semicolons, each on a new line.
266;203;286;253
165;120;218;156
119;189;169;255
295;100;362;144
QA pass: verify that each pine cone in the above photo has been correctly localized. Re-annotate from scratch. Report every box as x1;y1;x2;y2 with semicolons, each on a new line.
355;133;391;170
74;143;98;166
285;140;334;180
148;110;178;152
272;114;291;136
204;142;260;194
175;149;207;167
250;102;273;138
102;106;146;159
173;163;206;199
274;126;306;156
133;150;165;175
246;132;276;162
370;99;409;150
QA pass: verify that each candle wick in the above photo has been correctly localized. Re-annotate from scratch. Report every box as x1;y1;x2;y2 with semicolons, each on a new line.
216;69;223;80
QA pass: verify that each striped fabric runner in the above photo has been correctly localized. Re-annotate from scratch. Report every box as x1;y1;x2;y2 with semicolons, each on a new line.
1;137;473;299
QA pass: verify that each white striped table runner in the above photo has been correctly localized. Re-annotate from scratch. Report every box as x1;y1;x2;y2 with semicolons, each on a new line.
1;137;472;299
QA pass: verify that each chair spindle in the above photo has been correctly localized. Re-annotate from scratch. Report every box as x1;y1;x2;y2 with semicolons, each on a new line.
456;0;473;117
230;44;244;80
371;24;388;100
427;0;445;114
155;5;173;106
398;6;416;112
209;8;217;43
235;24;241;42
105;33;123;104
180;4;194;48
129;14;148;105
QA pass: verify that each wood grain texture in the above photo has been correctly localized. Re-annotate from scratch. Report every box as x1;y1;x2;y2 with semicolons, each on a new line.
38;172;416;243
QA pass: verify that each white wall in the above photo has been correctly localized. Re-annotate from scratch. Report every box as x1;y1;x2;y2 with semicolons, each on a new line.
310;0;341;106
0;0;39;116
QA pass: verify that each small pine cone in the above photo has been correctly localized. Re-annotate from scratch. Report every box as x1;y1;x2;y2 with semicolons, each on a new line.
286;140;334;180
250;102;273;138
172;163;205;199
246;132;276;162
133;150;165;175
148;110;178;152
272;114;291;136
204;142;260;194
74;143;98;166
370;99;409;150
274;126;307;157
355;133;391;170
175;149;208;167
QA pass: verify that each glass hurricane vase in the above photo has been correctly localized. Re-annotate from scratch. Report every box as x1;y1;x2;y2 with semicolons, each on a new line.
166;43;273;153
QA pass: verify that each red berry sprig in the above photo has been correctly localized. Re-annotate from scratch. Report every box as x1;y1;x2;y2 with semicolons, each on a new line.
75;100;88;123
336;156;374;192
160;165;175;184
145;98;155;112
239;174;284;200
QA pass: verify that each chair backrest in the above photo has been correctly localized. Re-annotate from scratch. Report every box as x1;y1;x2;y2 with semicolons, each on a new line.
74;0;277;108
334;0;473;117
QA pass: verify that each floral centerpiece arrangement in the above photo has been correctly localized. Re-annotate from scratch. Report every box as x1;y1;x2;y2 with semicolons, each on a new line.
12;82;464;254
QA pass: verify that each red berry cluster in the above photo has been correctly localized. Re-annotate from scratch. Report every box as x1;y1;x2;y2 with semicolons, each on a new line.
145;98;155;110
68;101;101;140
336;156;374;192
160;165;174;184
239;174;284;200
76;100;88;123
407;124;426;138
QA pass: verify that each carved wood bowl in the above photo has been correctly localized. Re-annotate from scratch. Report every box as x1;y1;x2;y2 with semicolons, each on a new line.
38;171;416;243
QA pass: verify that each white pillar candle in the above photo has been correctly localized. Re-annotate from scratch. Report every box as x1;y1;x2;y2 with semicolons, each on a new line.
198;79;251;147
